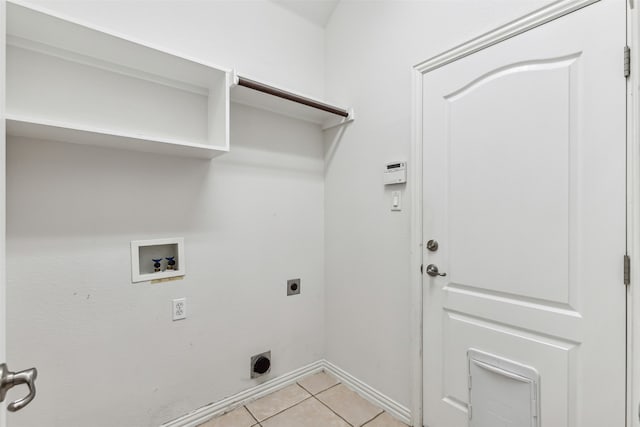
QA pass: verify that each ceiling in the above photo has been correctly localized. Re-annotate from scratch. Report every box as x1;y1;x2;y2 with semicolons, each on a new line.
271;0;340;28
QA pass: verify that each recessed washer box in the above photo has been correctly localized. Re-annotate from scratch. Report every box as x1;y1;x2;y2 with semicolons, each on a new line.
131;237;185;283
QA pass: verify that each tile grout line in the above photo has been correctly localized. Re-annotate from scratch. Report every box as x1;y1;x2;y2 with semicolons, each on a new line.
251;394;315;425
360;408;384;425
298;378;354;426
297;379;342;397
244;404;260;426
361;410;385;426
313;382;386;427
311;394;355;427
203;375;396;427
296;381;314;396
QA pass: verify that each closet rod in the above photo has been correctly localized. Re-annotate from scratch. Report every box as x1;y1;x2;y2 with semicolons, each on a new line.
237;76;350;118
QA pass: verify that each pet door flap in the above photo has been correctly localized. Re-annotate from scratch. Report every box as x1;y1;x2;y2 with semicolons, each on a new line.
467;349;539;427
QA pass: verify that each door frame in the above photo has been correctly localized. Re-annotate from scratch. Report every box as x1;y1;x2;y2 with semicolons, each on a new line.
627;1;639;426
409;1;631;426
1;0;6;425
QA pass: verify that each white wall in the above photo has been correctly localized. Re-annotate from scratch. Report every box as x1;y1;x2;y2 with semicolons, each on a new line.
22;0;327;99
323;0;553;410
6;2;327;426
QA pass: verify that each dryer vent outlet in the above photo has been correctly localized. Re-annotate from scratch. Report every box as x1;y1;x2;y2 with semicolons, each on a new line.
250;351;271;379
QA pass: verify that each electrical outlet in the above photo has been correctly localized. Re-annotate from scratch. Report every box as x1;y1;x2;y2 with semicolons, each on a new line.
172;298;186;321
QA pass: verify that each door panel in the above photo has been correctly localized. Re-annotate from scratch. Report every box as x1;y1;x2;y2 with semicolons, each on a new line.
447;55;576;305
422;1;626;426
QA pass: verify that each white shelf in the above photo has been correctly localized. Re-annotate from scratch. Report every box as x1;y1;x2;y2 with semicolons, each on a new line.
6;115;224;159
4;1;354;158
5;1;230;158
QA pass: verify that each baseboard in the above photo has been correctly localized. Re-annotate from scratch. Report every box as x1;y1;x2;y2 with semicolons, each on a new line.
322;360;412;425
161;359;412;427
160;360;324;427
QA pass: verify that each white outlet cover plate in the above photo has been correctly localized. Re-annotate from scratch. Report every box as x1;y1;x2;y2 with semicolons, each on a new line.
391;190;402;211
172;298;187;321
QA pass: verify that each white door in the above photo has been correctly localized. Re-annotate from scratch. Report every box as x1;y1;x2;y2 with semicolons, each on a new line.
422;1;626;426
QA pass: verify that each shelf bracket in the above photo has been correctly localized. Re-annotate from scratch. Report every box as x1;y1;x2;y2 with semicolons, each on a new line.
321;107;355;131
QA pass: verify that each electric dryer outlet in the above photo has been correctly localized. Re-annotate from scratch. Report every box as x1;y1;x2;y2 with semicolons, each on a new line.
287;279;301;296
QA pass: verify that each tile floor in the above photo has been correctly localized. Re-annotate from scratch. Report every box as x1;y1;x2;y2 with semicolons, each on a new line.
198;371;409;427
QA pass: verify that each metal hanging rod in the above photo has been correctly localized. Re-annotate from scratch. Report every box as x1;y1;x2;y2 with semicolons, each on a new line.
236;76;350;118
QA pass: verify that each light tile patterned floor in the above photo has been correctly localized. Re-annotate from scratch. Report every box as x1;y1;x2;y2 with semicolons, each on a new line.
197;371;409;427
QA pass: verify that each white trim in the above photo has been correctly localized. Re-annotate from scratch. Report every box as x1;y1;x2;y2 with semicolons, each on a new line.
409;67;424;427
410;2;606;427
160;359;412;427
0;0;6;424
323;360;412;425
628;0;639;426
414;0;599;74
160;361;324;427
